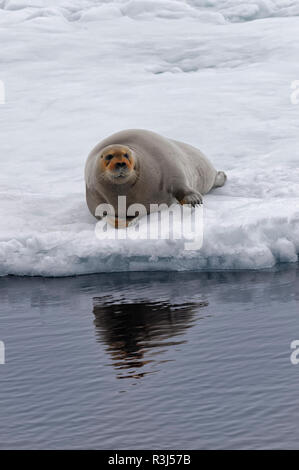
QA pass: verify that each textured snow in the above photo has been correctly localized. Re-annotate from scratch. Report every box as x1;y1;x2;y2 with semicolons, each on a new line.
1;1;299;23
0;0;298;275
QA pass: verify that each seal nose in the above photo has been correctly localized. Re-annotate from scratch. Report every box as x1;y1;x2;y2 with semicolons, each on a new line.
115;162;127;169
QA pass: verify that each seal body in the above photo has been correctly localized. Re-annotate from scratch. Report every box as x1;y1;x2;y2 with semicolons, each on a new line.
85;129;226;224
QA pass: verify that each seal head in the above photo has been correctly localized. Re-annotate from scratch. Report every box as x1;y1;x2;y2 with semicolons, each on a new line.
99;144;137;185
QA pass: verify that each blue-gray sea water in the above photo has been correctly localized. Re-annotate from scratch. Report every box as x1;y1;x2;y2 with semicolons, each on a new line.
1;265;299;449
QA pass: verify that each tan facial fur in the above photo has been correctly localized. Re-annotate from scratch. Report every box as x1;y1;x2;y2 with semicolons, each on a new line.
99;145;135;183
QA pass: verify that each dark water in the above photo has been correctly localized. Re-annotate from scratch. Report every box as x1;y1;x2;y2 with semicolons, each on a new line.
1;265;299;449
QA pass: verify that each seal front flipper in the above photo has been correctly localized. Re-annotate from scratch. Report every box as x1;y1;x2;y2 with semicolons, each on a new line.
180;192;203;207
107;215;138;229
174;187;203;207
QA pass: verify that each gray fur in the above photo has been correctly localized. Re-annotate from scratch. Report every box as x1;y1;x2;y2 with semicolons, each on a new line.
85;129;226;219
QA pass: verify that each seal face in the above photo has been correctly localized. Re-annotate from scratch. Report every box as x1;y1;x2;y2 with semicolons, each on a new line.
85;129;226;227
99;145;136;185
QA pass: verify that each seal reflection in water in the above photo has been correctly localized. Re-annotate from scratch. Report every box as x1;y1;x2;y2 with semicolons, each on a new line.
85;129;227;227
93;297;208;379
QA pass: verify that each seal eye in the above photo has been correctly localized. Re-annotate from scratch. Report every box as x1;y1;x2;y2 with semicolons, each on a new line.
123;153;130;159
105;154;114;161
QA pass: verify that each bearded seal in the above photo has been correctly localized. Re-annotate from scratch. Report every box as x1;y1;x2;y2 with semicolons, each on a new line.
85;129;226;227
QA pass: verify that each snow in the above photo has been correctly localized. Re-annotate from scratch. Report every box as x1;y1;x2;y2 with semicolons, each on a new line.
0;0;298;276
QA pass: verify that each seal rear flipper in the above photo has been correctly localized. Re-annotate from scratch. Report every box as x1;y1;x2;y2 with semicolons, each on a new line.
213;171;227;188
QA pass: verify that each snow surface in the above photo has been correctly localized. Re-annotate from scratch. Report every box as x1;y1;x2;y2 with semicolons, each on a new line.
0;0;299;276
